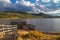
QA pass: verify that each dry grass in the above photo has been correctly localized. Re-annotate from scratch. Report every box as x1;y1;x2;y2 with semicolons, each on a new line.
17;30;60;40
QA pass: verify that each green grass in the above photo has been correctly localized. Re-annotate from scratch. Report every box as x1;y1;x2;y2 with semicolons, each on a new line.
0;12;60;18
0;12;42;18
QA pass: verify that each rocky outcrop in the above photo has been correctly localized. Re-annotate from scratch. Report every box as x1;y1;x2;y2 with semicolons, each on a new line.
11;22;36;30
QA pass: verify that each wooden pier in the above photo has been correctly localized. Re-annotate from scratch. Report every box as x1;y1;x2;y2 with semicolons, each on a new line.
0;25;17;40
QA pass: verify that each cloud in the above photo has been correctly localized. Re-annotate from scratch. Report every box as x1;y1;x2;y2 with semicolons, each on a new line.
0;0;11;3
15;0;35;11
0;0;33;11
46;9;60;14
36;0;39;1
41;0;60;3
39;5;45;9
53;0;60;3
20;0;31;6
19;0;36;7
0;0;60;14
31;3;35;6
0;0;12;8
42;0;50;2
15;0;41;13
16;1;19;4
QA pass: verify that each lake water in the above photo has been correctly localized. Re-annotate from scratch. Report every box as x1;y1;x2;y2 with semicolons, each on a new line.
25;18;60;32
0;18;60;32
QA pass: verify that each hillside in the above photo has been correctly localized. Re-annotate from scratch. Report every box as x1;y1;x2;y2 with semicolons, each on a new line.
0;11;53;18
0;11;60;18
0;12;42;18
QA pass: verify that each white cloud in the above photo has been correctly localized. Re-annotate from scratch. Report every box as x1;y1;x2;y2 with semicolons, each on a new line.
19;0;36;7
53;0;60;3
0;0;11;3
36;0;39;1
32;6;41;13
39;5;45;9
24;1;31;6
31;3;35;6
19;0;32;6
16;1;19;4
46;9;60;14
42;0;50;2
35;2;39;5
0;0;12;8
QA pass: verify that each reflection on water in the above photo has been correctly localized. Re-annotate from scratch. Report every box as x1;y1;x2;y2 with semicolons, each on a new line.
0;18;60;32
25;18;60;32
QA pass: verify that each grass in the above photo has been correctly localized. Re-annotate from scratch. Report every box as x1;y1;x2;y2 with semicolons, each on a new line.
0;12;42;18
17;30;60;40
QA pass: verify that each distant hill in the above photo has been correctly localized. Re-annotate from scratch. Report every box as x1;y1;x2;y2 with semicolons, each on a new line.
0;11;42;18
0;11;60;18
32;12;53;18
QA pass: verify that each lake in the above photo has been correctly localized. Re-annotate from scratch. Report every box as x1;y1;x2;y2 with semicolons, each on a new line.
0;18;60;33
25;18;60;33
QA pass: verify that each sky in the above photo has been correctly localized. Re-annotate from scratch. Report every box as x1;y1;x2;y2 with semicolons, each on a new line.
0;0;60;14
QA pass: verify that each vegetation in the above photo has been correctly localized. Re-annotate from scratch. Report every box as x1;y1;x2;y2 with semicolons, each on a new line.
0;12;41;18
17;30;60;40
0;11;60;18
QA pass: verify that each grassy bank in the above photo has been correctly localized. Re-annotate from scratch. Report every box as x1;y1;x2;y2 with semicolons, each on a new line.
0;11;60;18
0;12;42;18
17;30;60;40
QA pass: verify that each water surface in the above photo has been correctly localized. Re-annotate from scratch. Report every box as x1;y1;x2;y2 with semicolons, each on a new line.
25;18;60;32
0;18;60;32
